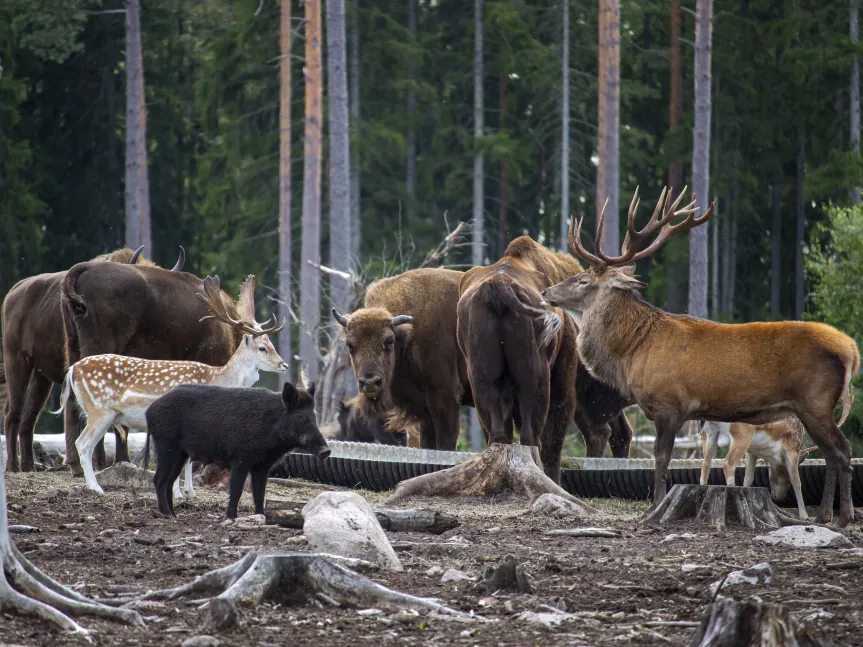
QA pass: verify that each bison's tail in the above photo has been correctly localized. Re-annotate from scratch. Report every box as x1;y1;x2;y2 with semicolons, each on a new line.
62;263;89;314
51;366;74;415
493;277;560;348
837;345;859;427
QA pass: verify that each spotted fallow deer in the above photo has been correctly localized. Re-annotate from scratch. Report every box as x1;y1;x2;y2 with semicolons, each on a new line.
699;418;818;520
541;186;859;527
53;275;286;495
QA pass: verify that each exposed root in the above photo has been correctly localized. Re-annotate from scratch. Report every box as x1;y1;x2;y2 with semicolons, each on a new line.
140;552;482;630
385;443;597;513
641;484;812;531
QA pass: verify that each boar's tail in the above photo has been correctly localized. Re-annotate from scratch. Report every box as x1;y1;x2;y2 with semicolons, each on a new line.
142;430;152;470
51;366;74;416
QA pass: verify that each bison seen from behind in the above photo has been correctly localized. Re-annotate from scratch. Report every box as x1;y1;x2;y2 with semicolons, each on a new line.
337;396;411;446
542;186;859;526
146;383;330;519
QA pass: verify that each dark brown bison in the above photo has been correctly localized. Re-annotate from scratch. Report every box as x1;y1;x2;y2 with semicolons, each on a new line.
1;246;184;472
336;396;408;446
456;236;581;482
59;259;257;475
332;268;471;450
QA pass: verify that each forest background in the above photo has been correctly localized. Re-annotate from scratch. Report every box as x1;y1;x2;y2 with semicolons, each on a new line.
2;0;863;449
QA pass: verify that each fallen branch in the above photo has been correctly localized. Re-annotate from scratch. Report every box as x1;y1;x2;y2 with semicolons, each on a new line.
265;501;459;535
547;528;621;538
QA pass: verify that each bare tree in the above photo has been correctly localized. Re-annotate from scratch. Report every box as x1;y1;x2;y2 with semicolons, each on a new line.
669;0;683;189
852;0;861;205
795;118;806;320
689;0;712;319
327;0;352;316
278;0;293;384
300;0;324;381
597;0;620;255
498;40;509;257
560;0;570;251
349;0;361;259
771;167;782;320
472;0;485;267
124;0;150;253
406;0;417;218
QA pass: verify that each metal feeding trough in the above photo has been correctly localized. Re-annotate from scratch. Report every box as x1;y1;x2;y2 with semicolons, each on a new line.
272;441;863;507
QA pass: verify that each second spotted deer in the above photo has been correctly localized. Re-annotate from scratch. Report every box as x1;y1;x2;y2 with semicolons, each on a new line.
53;275;286;494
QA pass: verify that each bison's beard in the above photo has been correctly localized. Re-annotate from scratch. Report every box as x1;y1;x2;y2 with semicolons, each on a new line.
356;388;394;423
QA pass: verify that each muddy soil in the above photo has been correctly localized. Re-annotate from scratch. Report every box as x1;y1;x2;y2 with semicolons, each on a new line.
3;470;862;646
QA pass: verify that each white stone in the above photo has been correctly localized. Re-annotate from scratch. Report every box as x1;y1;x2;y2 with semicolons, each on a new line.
530;493;587;519
681;563;712;574
517;610;576;627
755;526;853;549
709;562;772;596
181;636;221;647
659;532;698;544
302;492;403;571
440;568;472;583
425;565;443;577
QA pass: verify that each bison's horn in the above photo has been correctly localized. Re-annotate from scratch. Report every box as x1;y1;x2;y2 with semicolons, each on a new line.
391;315;413;327
332;308;349;327
129;245;145;264
171;246;186;272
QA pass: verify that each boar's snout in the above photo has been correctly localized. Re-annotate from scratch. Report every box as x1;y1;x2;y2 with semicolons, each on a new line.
317;447;331;460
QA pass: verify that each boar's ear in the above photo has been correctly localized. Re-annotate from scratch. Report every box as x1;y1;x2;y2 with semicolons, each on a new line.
307;381;316;398
282;382;300;410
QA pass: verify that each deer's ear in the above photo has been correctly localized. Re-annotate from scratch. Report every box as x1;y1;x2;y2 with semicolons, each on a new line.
609;272;647;291
243;334;252;346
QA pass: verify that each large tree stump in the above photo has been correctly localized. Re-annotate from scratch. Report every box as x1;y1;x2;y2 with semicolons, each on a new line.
140;552;480;630
691;599;837;646
0;454;143;634
385;443;597;513
642;485;814;532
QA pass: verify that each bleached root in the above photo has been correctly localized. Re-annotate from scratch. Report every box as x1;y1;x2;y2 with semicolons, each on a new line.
141;552;481;630
386;443;597;514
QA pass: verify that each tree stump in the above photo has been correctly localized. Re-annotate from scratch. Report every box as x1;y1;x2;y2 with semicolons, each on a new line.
385;443;597;513
0;456;143;634
691;599;838;647
140;552;481;630
642;485;813;532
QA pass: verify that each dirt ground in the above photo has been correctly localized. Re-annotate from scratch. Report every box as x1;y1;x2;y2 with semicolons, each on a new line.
3;470;863;647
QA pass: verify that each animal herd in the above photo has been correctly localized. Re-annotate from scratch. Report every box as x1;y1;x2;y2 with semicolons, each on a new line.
1;185;859;526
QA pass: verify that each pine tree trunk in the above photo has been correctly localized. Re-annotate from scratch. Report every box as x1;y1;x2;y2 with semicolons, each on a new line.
729;217;738;316
406;0;417;218
560;0;570;251
472;0;485;266
668;0;682;189
795;118;806;320
124;0;150;254
498;40;509;258
852;0;861;205
689;0;712;319
720;211;730;315
711;208;719;319
278;0;293;383
349;0;361;259
327;0;352;316
300;0;324;381
771;167;781;320
597;0;620;255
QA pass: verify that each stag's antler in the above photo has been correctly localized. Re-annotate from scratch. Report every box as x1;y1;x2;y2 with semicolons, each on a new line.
568;186;716;269
197;275;285;336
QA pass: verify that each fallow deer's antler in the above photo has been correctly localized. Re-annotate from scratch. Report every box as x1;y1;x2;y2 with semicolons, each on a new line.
568;186;716;269
196;275;285;336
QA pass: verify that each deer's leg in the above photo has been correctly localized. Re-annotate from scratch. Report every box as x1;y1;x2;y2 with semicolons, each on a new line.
699;425;717;486
784;450;809;520
798;409;852;526
113;425;130;464
651;413;681;506
742;452;757;488
183;460;195;498
75;411;115;495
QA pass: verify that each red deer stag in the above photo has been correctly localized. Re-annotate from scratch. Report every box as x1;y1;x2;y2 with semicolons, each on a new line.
60;259;265;477
54;276;286;494
1;246;184;472
541;186;859;527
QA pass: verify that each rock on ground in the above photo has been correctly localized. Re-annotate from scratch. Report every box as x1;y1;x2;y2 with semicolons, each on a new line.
530;493;587;519
709;562;772;596
95;462;154;490
181;636;221;647
302;491;403;571
755;526;852;549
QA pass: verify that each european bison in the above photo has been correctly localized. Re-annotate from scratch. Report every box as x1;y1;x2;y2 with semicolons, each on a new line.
60;262;258;475
332;268;471;450
1;246;182;472
146;383;330;519
337;396;408;446
457;236;580;482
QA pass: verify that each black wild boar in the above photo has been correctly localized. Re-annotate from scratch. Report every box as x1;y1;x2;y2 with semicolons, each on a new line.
145;382;330;519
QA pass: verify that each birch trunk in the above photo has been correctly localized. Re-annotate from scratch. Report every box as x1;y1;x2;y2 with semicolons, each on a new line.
795;118;806;320
124;0;150;254
852;0;861;205
689;0;712;319
278;0;293;383
327;0;352;316
770;168;781;321
560;0;570;251
406;0;417;217
472;0;485;266
597;0;620;255
349;0;361;259
300;0;324;381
